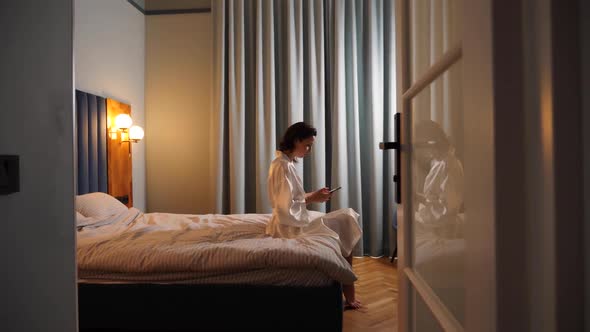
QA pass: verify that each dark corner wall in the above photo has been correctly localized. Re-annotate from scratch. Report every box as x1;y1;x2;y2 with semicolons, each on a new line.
581;0;590;330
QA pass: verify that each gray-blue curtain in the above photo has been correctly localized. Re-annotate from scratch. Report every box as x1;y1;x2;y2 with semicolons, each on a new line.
212;0;396;257
76;90;107;194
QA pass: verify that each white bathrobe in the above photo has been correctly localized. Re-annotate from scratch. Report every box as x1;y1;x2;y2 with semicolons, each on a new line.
266;151;362;257
413;148;465;291
415;148;464;233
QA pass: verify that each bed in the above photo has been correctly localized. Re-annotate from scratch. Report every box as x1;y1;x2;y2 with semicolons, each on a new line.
76;192;351;331
75;91;349;331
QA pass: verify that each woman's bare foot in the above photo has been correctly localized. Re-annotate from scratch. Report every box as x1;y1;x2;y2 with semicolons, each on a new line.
343;284;362;310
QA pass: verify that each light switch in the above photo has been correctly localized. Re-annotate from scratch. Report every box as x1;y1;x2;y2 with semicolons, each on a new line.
0;155;19;195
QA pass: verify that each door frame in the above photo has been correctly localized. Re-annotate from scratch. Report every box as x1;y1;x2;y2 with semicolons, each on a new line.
395;0;469;330
396;0;585;331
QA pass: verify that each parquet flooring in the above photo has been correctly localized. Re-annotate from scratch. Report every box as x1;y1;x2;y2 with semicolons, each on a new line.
343;257;398;332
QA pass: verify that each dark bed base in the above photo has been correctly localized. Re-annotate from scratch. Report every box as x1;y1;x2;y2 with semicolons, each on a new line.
78;281;343;332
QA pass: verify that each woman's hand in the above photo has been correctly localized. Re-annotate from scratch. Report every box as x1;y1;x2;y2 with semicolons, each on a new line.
305;187;331;204
414;192;427;204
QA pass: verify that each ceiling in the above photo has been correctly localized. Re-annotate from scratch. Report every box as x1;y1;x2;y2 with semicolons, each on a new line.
129;0;211;13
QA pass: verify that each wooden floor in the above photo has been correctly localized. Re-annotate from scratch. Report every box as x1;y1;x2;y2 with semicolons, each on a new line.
343;257;398;332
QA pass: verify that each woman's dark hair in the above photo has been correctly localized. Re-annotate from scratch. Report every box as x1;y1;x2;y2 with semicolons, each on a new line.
414;120;450;152
279;122;317;152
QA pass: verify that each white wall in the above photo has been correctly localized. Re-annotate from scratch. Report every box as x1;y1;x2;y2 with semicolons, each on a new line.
0;1;77;331
145;13;214;214
74;0;147;211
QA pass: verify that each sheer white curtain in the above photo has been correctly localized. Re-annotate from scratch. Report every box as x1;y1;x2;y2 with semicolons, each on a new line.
212;0;395;256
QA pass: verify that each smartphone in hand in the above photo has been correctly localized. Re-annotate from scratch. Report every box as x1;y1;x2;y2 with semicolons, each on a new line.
329;186;342;194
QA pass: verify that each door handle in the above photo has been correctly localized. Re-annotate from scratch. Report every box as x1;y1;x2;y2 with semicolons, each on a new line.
379;113;401;204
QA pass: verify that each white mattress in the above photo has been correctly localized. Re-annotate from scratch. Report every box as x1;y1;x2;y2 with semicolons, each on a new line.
77;208;356;286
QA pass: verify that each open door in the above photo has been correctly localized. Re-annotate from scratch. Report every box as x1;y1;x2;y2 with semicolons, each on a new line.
384;0;588;330
382;1;497;330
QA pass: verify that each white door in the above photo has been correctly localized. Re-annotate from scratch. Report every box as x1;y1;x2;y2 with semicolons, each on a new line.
388;1;496;331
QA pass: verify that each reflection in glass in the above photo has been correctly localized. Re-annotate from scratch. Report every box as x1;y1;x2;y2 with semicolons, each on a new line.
413;120;463;231
413;288;445;332
410;0;462;83
411;60;464;324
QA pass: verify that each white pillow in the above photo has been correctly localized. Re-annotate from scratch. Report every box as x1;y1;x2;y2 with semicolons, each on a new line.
76;211;85;222
75;192;128;218
76;210;99;227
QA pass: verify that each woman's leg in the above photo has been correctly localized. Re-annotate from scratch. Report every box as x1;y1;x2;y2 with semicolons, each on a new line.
308;209;362;308
318;209;362;259
343;254;362;309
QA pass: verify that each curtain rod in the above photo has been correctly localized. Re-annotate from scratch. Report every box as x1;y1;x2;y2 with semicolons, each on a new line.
127;1;211;15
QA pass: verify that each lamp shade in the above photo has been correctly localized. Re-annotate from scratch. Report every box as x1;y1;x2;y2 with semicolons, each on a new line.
129;125;144;141
115;114;133;129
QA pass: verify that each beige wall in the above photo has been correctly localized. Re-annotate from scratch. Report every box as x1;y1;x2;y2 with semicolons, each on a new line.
146;13;214;214
75;0;147;211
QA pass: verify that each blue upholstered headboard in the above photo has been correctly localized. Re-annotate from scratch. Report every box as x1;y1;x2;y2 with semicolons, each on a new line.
75;90;108;195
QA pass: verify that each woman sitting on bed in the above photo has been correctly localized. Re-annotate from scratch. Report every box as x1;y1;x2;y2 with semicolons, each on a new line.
413;120;464;241
267;122;363;310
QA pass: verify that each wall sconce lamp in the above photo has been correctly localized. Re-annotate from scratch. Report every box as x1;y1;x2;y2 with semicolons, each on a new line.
111;114;144;143
127;125;145;143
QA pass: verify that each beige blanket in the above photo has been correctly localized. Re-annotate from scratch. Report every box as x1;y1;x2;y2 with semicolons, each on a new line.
77;209;357;284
